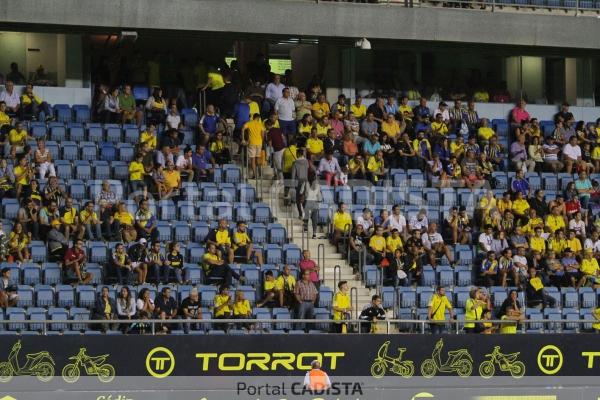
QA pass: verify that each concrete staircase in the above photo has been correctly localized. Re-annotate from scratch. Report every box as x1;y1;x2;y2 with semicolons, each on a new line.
252;167;381;320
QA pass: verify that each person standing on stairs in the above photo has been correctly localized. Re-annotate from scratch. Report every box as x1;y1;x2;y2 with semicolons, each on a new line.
291;147;310;208
299;176;323;239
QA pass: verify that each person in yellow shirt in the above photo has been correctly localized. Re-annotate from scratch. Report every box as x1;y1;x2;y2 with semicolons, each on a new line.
478;190;496;217
522;209;543;235
315;117;331;138
367;150;386;184
257;270;278;308
529;226;546;253
21;83;52;121
306;129;324;160
548;229;567;256
80;201;103;241
386;229;404;253
129;153;148;200
312;94;330;119
13;155;34;199
430;113;449;137
243;113;265;179
592;145;600;172
140;123;157;150
351;96;366;120
332;281;352;333
206;218;234;264
214;285;233;331
275;265;297;307
331;203;353;247
232;290;252;329
464;287;490;333
232;221;263;266
477;118;496;144
114;202;137;242
450;135;465;160
497;192;512;216
428;286;454;334
381;114;401;140
369;225;387;265
162;161;181;199
592;307;600;332
8;222;31;262
282;143;299;177
578;249;599;289
60;197;84;241
511;191;530;221
566;229;582;254
0;101;11;133
545;206;566;233
398;96;414;121
8;121;32;158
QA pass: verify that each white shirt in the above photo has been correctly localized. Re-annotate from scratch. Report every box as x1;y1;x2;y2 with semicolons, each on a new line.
408;216;428;232
274;97;295;121
388;214;407;235
512;254;528;269
569;220;586;236
176;155;192;169
562;143;581;160
166;114;181;130
434;108;450;121
542;144;559;161
136;297;154;311
584;238;600;253
356;216;373;232
478;233;494;252
0;89;20;109
422;232;443;250
265;82;285;102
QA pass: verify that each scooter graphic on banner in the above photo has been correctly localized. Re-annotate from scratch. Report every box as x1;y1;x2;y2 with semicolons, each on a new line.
62;347;116;383
420;339;473;378
370;341;415;378
479;346;525;379
0;340;55;382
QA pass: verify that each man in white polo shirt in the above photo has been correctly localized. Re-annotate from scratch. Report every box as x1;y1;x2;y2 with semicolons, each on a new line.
0;80;20;116
562;135;582;174
275;87;296;140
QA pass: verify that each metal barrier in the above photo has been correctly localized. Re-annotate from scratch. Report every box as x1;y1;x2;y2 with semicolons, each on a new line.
350;286;359;319
333;264;342;290
0;318;596;334
317;243;325;284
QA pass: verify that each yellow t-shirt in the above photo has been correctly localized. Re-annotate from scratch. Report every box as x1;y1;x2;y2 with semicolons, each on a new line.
499;315;517;334
214;229;231;246
80;209;97;224
9;129;27;145
478;127;495;141
164;170;180;189
592;146;600;160
367;156;383;173
21;93;41;105
13;165;29;185
581;258;599;276
332;291;351;321
214;294;231;317
129;161;145;181
464;298;483;329
450;141;464;156
61;208;78;225
351;104;366;119
202;252;219;272
9;232;29;250
546;215;566;233
244;120;264;146
529;236;546;253
306;138;323;155
114;211;134;226
369;235;386;252
567;238;582;254
512;199;530;215
264;279;276;291
548;238;567;255
399;104;413;119
275;275;296;292
233;300;251;317
298;123;313;136
381;121;401;138
312;102;330;119
479;197;496;216
523;217;544;235
333;212;352;232
316;123;329;138
282;145;298;173
429;294;452;321
530;277;544;291
593;308;600;330
232;231;250;250
431;121;448;136
207;72;225;90
0;111;10;127
248;101;260;118
140;131;157;149
386;235;403;253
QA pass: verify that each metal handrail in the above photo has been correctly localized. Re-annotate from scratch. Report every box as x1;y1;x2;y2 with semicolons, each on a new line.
2;317;594;333
333;264;341;290
317;243;325;284
350;286;359;319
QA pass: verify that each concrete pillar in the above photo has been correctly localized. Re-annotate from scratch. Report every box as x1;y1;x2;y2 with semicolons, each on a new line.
576;57;595;107
290;44;318;90
565;57;577;106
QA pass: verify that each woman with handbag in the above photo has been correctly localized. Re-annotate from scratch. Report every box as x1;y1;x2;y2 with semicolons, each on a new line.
464;287;490;334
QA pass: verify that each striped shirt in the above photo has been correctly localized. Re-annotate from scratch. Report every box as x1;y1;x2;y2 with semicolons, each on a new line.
294;280;318;302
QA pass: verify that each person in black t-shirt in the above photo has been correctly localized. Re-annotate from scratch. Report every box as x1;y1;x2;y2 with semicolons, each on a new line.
180;287;202;333
155;286;178;333
164;241;184;284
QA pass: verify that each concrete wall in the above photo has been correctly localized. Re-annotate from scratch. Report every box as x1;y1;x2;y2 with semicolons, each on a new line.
2;0;600;50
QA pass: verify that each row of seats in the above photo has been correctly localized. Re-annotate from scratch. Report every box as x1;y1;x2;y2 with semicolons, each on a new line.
381;285;599;310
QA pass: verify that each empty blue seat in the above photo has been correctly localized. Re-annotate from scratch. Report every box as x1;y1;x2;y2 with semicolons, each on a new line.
57;285;75;308
43;263;62;285
268;223;287;246
106;126;122;142
73;105;91;123
118;143;134;162
69;123;85;141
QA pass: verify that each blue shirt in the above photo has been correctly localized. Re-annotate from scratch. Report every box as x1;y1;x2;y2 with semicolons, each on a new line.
575;178;592;198
233;102;250;130
200;114;219;134
384;103;398;115
192;150;212;170
363;140;381;156
413;105;431;120
511;178;529;196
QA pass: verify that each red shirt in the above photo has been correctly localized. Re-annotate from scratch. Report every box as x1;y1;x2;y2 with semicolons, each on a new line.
511;107;530;124
299;259;319;283
64;247;86;265
268;128;286;152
